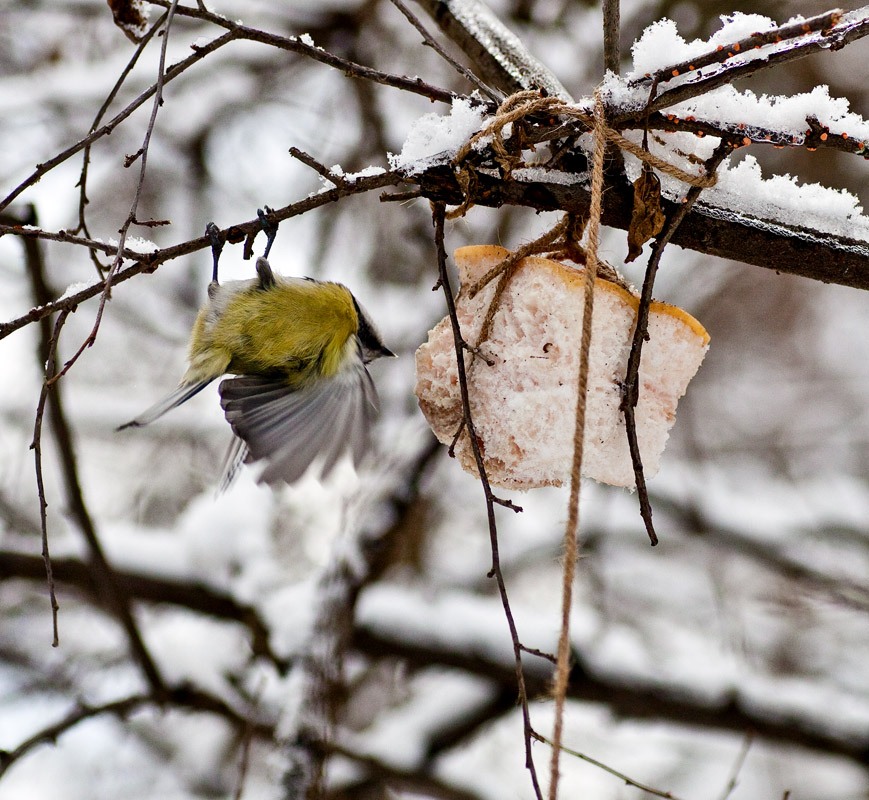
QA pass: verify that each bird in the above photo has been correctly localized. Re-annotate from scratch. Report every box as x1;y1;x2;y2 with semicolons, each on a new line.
118;211;394;488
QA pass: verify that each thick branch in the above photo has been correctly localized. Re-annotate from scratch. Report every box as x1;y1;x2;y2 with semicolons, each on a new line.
353;624;869;765
5;546;866;765
0;549;284;668
413;165;869;289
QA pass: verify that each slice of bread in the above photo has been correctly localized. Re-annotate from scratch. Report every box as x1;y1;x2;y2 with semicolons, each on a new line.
414;245;709;489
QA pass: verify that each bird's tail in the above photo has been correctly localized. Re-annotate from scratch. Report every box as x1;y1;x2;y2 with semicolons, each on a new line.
117;379;215;430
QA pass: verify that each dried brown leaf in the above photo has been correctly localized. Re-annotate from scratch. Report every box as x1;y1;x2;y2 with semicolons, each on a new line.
626;163;666;263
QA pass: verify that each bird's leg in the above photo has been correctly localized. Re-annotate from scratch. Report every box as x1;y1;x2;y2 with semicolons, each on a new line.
206;222;224;291
255;256;276;290
257;206;278;259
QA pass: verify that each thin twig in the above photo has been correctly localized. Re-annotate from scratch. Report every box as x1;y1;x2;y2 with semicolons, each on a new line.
147;0;458;104
23;215;168;697
53;0;182;383
718;733;753;800
388;0;500;101
534;732;689;800
1;8;454;217
74;8;170;273
4;206;62;647
431;202;543;800
31;311;67;647
0;170;405;343
620;140;731;546
0;28;242;214
602;0;620;74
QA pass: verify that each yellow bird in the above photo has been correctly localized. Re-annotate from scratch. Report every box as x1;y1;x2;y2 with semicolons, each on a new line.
120;215;394;487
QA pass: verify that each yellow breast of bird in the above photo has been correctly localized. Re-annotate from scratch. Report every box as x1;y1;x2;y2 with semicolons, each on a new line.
211;279;358;384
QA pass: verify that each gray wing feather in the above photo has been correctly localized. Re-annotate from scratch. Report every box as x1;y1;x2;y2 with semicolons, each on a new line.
117;379;214;430
219;365;378;486
217;436;249;494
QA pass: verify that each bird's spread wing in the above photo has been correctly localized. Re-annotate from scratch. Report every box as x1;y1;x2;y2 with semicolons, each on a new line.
117;379;215;430
219;365;378;486
217;436;249;494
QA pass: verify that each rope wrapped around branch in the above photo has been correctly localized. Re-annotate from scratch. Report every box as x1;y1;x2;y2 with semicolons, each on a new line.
446;88;717;222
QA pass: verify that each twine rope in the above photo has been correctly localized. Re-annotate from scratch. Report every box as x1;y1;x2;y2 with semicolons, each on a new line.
547;88;608;800
446;89;716;222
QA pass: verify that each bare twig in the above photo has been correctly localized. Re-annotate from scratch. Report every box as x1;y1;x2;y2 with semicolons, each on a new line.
718;733;753;800
431;202;543;800
388;0;500;101
0;169;405;343
148;0;458;104
602;0;620;74
288;147;351;188
55;0;182;383
74;8;170;271
31;311;67;647
23;214;167;697
0;28;242;214
535;732;689;800
620;140;731;546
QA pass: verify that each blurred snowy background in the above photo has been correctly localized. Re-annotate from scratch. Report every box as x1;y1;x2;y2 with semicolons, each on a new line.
0;0;867;798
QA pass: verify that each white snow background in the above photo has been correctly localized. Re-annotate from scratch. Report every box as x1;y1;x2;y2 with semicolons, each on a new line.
0;1;867;799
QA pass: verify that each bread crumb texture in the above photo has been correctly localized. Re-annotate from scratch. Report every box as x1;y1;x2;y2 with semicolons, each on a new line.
414;245;710;489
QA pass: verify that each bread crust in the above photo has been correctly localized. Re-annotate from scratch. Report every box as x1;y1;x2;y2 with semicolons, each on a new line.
415;246;709;489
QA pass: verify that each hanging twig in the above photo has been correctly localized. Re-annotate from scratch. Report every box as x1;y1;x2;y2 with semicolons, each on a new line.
431;202;543;800
24;212;168;696
620;140;731;546
535;732;689;800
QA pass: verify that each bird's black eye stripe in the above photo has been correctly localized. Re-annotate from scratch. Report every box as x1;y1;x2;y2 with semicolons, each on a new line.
352;296;384;353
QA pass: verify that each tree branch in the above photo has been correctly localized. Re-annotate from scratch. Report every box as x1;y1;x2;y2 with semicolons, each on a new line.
413;163;869;290
22;213;168;697
353;623;869;765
